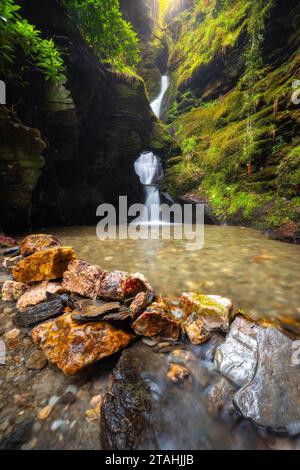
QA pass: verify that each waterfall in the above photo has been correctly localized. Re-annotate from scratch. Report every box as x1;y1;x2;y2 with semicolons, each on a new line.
134;151;164;223
151;75;169;119
134;75;169;224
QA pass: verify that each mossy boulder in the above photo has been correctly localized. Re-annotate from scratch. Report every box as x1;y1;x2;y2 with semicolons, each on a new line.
180;292;234;345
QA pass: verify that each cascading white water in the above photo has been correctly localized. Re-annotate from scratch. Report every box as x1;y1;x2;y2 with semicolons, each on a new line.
151;75;169;119
134;151;164;223
134;75;169;224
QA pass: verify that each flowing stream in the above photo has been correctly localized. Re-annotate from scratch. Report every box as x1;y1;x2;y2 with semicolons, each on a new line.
134;76;169;224
52;225;300;322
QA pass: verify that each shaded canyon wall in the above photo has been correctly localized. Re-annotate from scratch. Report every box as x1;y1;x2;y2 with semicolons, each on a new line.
0;0;176;232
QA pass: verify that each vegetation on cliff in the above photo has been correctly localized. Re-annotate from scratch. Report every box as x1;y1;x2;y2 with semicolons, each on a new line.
0;0;141;85
164;0;300;229
0;0;64;82
120;0;171;98
0;0;174;232
65;0;141;70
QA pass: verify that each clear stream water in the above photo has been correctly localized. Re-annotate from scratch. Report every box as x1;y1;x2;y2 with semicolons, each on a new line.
51;224;300;321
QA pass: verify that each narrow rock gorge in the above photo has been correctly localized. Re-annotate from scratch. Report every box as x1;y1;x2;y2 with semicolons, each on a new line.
0;0;300;455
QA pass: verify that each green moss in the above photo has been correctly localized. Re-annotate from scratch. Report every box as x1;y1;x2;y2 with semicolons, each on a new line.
188;293;229;316
163;0;300;230
169;0;251;89
277;146;300;198
165;157;204;195
265;197;300;228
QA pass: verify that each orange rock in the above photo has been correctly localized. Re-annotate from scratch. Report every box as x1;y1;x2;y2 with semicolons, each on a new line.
85;401;101;421
167;363;190;384
269;222;300;244
13;247;76;283
99;271;153;301
130;291;154;319
132;300;180;341
31;313;135;375
182;313;211;345
20;234;62;257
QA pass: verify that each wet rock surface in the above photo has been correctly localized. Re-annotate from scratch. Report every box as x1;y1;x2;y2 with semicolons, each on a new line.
100;342;300;450
25;350;48;371
167;362;190;384
20;235;62;257
181;293;233;344
132;300;180;341
13;248;77;283
2;281;28;302
129;291;155;319
71;302;123;322
1;233;300;450
0;236;17;248
234;327;300;436
70;299;131;323
0;106;46;232
268;222;300;244
31;313;135;376
14;295;72;328
63;260;153;305
62;260;107;299
16;282;65;311
214;316;261;387
2;256;23;272
98;271;153;301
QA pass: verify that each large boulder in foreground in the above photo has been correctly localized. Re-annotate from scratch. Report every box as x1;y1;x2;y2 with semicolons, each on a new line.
63;259;153;301
132;300;180;341
180;293;233;344
13;247;76;283
101;343;272;450
31;313;134;375
214;316;261;387
20;234;62;256
233;327;300;436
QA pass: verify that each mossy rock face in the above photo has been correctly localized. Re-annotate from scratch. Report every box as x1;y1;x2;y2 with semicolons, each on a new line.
277;146;300;198
0;106;46;232
164;0;300;230
45;81;75;112
120;0;169;100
